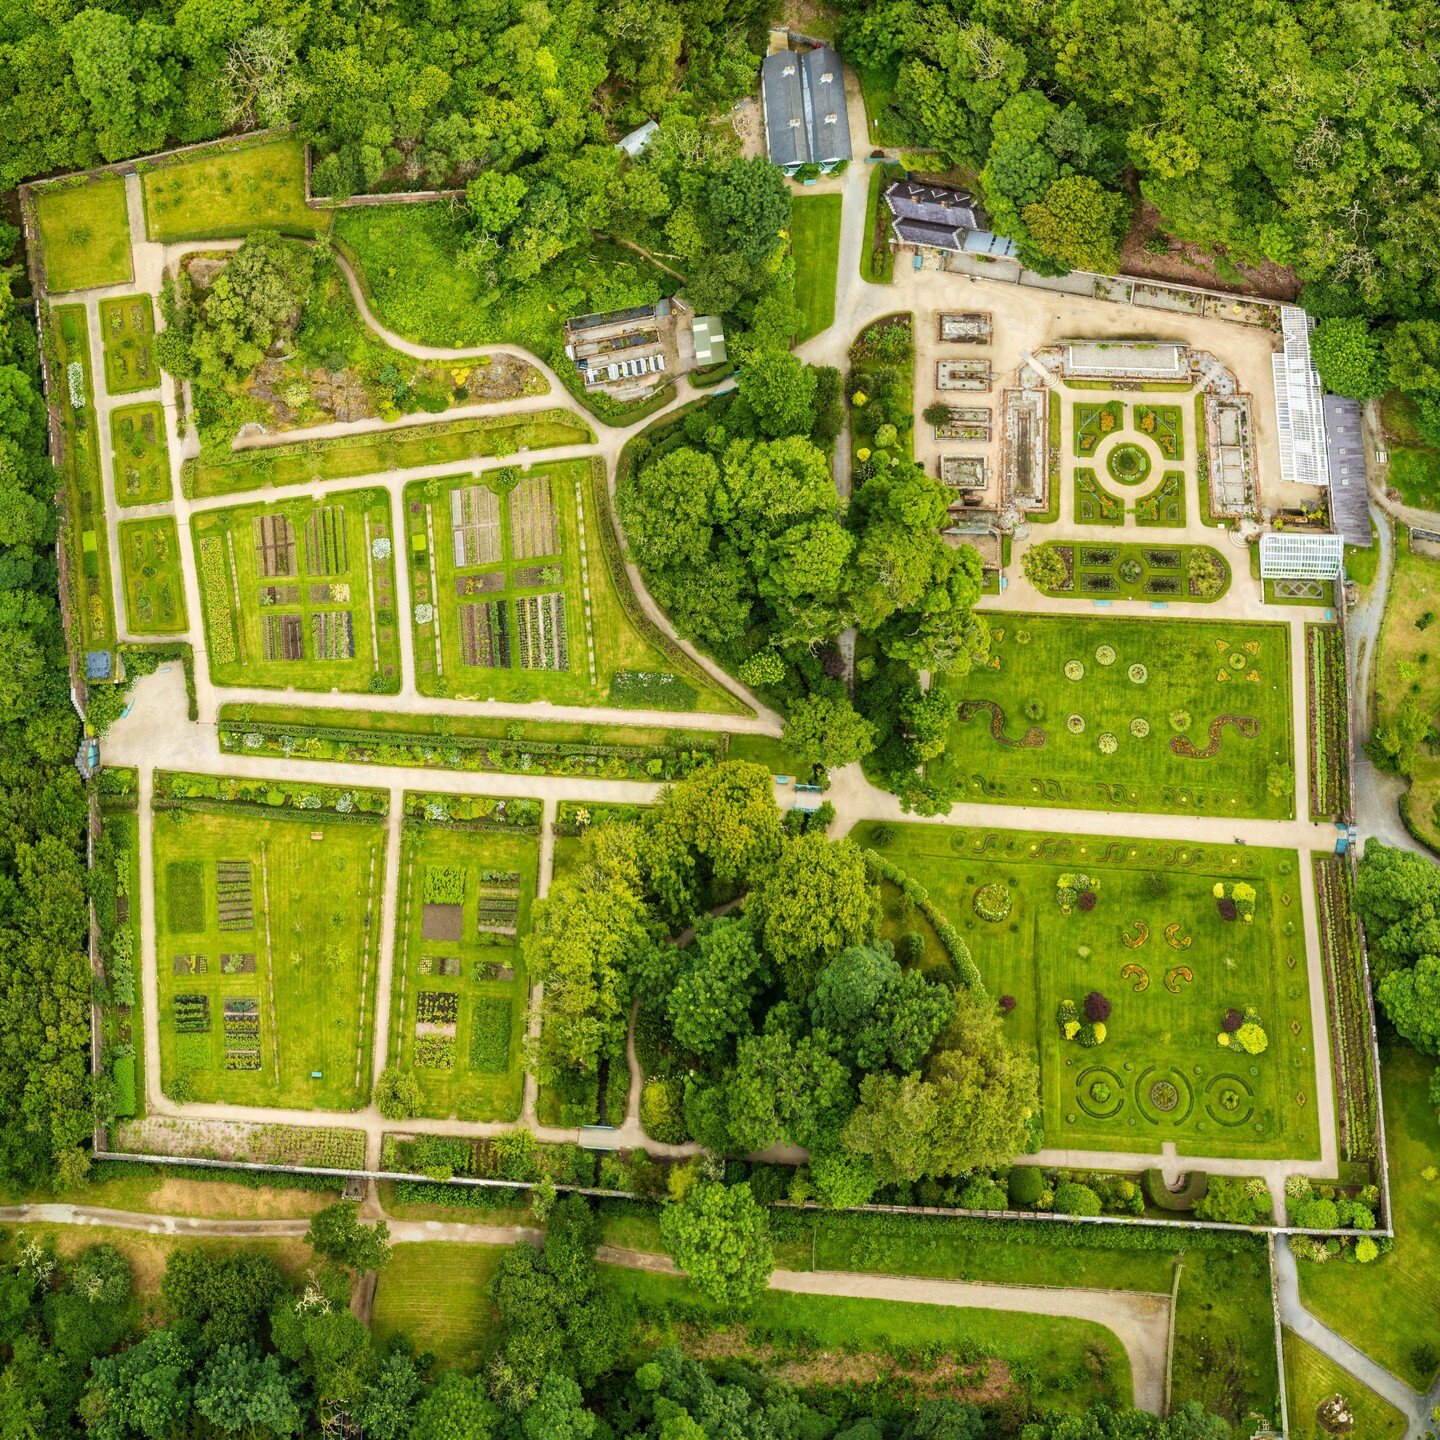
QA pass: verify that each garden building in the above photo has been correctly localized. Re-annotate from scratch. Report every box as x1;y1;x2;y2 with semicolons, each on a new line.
884;181;1016;257
1062;340;1188;380
691;315;727;366
1259;532;1344;580
1273;306;1329;489
760;47;851;174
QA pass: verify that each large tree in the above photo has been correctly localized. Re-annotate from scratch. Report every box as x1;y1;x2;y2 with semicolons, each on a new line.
659;1182;774;1305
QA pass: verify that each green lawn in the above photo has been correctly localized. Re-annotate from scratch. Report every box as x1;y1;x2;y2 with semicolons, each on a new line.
99;295;157;394
34;176;132;292
1283;1331;1406;1440
607;1266;1132;1415
51;304;115;651
191;488;401;693
405;462;727;710
153;805;386;1110
1370;536;1440;848
854;821;1322;1161
1389;448;1440;511
790;194;842;342
183;410;592;499
934;613;1295;820
1299;1048;1440;1389
371;1242;505;1373
118;518;188;635
111;403;172;506
1344;532;1380;589
140;135;330;242
388;821;538;1121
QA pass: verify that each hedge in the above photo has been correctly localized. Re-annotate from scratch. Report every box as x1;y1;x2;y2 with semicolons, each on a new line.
1144;1169;1210;1211
863;850;985;991
393;1179;528;1209
90;1158;347;1194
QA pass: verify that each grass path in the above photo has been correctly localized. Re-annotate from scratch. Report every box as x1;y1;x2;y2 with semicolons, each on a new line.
791;193;842;342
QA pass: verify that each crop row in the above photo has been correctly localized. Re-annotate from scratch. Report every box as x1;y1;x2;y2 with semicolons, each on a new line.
1313;856;1378;1164
198;537;238;666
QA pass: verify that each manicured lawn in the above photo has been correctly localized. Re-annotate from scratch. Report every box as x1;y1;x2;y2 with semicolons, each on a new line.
140;135;330;242
34;176;132;292
388;821;539;1121
790;194;842;341
119;517;188;634
1371;535;1440;847
1283;1331;1406;1440
191;487;400;692
406;462;724;710
726;733;814;776
51;304;115;650
99;294;157;394
606;1266;1132;1414
854;822;1322;1161
153;805;386;1110
1299;1048;1440;1389
111;402;171;506
371;1242;504;1372
934;613;1295;820
1389;448;1440;511
183;409;592;499
1343;529;1380;589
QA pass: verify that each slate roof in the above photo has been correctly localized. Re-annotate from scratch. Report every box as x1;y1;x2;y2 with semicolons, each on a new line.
894;218;966;250
885;180;991;234
1323;395;1372;548
762;47;851;168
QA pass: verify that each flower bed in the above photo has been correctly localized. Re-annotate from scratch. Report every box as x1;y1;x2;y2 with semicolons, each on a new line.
1306;624;1350;821
153;769;388;818
403;790;542;832
1313;856;1378;1164
1024;541;1229;602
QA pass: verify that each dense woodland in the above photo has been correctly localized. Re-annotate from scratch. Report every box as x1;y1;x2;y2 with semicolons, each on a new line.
0;1196;1239;1439
0;231;94;1195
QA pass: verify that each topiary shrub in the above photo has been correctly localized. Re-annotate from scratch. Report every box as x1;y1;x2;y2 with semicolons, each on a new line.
1053;1181;1102;1217
1084;991;1112;1023
1008;1165;1046;1208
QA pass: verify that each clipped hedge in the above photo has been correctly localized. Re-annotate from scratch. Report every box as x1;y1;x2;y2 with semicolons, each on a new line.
863;850;985;992
1144;1168;1209;1211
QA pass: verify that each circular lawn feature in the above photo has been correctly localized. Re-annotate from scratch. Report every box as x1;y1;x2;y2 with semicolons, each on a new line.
1106;442;1153;486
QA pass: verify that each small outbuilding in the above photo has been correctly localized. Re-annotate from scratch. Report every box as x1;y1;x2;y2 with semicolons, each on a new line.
692;315;727;366
616;120;658;158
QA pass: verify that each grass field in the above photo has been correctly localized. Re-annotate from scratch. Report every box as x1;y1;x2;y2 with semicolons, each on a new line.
1299;1048;1440;1388
934;613;1295;819
191;487;400;692
184;410;592;499
1371;535;1440;848
111;403;172;506
34;176;132;292
119;517;188;634
51;304;115;650
1283;1331;1406;1440
99;294;157;394
854;822;1321;1161
791;194;842;342
607;1266;1132;1414
153;806;385;1110
140;135;330;242
406;461;728;711
1388;448;1440;511
371;1242;504;1372
388;821;538;1120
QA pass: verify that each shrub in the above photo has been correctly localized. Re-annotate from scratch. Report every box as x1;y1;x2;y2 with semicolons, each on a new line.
1194;1176;1272;1226
1222;1008;1244;1032
1022;545;1068;591
641;1078;687;1144
810;1149;878;1209
972;883;1013;922
373;1067;421;1120
1077;891;1097;912
999;994;1017;1013
1052;1181;1102;1217
1234;1022;1268;1055
1083;991;1111;1023
1008;1166;1046;1208
1354;1236;1378;1263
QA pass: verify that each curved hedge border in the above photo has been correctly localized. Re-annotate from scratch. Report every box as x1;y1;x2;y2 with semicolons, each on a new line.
863;849;985;993
1144;1168;1209;1211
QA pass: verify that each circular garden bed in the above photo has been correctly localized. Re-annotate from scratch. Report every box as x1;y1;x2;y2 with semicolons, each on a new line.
1106;442;1153;486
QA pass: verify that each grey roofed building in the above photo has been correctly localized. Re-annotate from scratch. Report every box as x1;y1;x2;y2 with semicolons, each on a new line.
894;218;967;250
616;119;658;157
761;47;851;173
885;180;991;233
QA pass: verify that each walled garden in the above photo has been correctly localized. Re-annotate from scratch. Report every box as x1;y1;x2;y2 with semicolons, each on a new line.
853;820;1321;1161
138;134;330;243
386;817;540;1121
110;403;171;505
153;802;385;1110
118;517;188;635
932;613;1295;819
32;174;132;292
191;487;400;692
